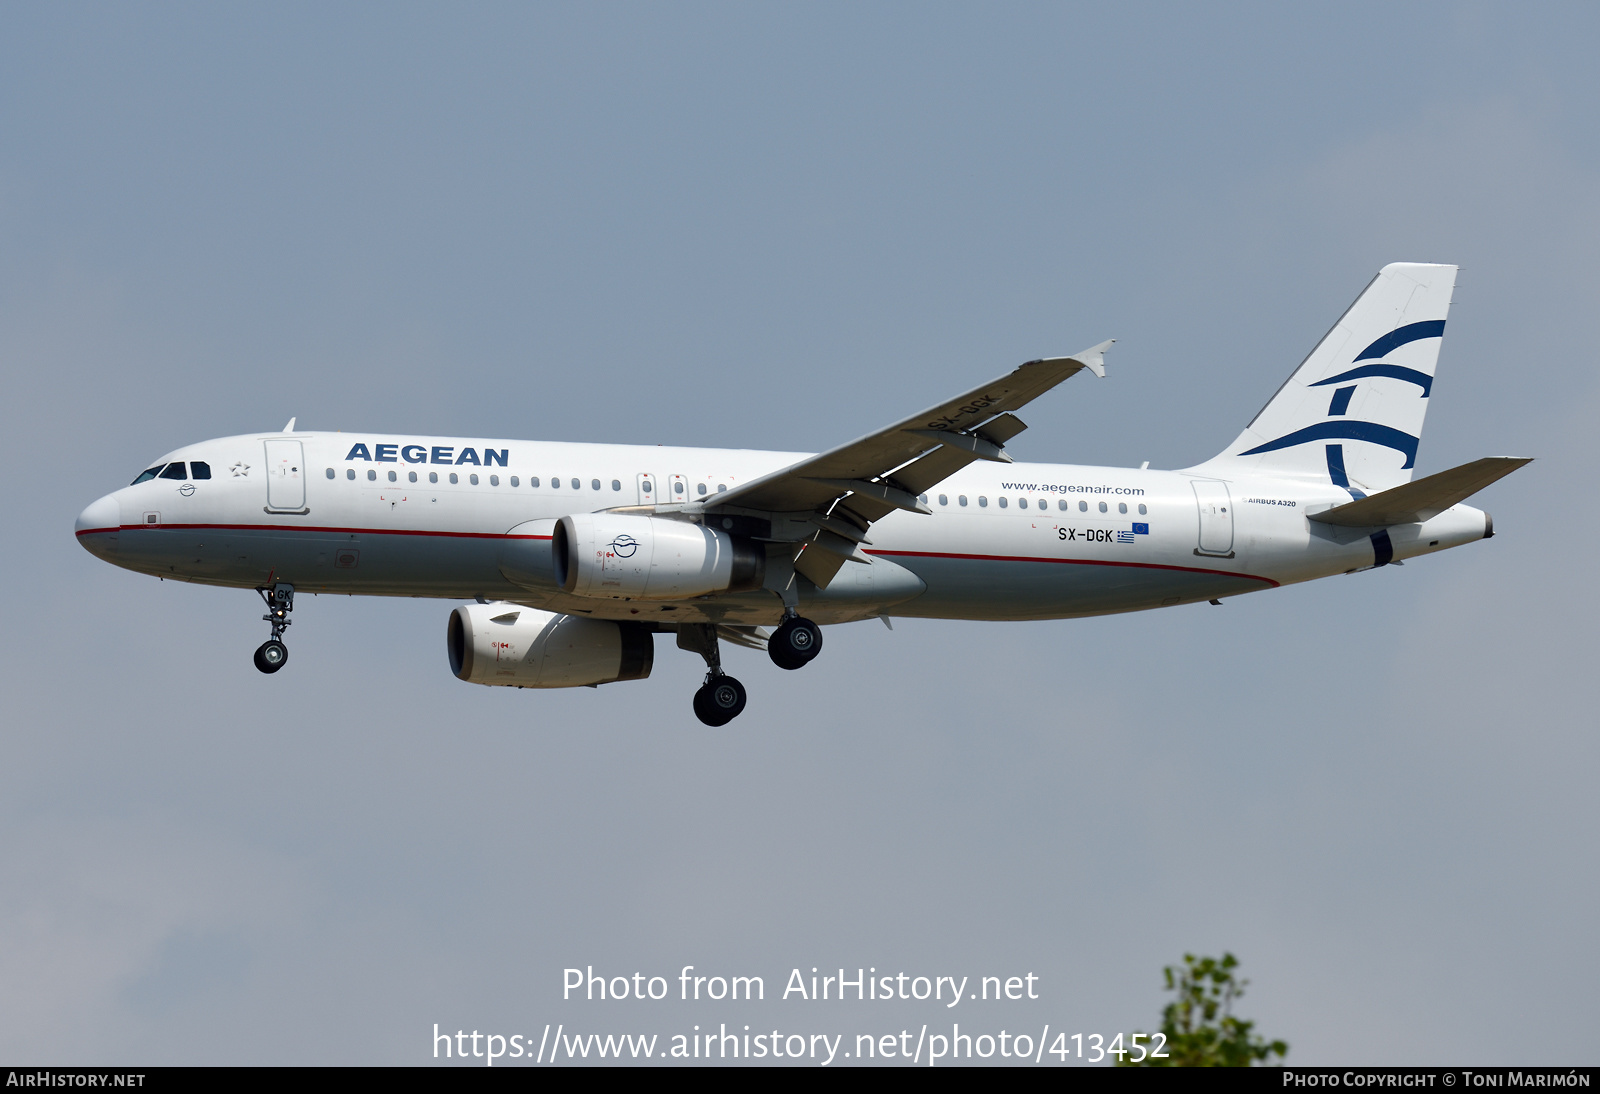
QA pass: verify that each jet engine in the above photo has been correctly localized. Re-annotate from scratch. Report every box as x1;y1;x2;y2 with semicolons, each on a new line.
447;602;653;687
551;513;764;600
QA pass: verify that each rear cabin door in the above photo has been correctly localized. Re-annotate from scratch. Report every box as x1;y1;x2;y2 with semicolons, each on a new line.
1192;480;1234;557
265;440;307;512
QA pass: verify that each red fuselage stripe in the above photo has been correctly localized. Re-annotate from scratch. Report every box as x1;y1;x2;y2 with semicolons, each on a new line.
78;523;553;541
864;548;1279;587
79;524;1277;587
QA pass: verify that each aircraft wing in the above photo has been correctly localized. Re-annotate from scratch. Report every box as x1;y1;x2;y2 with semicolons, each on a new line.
1309;456;1532;527
708;341;1112;585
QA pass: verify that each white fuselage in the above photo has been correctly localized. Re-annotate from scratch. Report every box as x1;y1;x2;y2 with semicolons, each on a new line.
74;431;1491;626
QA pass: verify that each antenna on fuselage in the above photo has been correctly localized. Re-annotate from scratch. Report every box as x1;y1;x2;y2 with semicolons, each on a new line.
281;417;296;433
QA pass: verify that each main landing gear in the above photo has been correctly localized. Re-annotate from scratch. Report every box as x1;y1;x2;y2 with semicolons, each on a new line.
677;613;823;725
253;582;294;674
677;623;747;727
767;613;822;671
693;675;747;727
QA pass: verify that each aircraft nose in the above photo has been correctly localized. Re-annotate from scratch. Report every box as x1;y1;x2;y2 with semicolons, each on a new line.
75;493;122;552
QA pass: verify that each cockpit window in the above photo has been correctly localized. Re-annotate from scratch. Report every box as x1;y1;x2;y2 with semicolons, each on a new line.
159;463;188;480
131;466;165;485
190;461;211;480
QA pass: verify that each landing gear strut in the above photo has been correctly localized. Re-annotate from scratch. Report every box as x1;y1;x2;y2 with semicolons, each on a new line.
768;612;822;670
678;624;747;726
253;582;294;674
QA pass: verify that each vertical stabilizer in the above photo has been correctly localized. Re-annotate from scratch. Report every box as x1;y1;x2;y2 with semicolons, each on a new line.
1190;263;1457;493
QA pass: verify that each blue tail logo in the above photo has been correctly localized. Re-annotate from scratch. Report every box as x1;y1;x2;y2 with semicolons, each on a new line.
1238;320;1444;469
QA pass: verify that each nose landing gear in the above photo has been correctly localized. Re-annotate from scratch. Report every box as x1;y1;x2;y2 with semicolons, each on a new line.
253;583;294;674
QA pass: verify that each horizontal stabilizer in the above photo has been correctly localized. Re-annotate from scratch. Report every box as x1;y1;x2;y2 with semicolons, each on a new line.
1309;457;1532;527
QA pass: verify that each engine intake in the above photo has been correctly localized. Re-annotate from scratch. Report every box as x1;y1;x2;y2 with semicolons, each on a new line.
447;602;653;688
552;513;764;600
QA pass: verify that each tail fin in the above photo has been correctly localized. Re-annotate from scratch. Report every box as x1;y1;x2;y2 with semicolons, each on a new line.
1191;262;1458;493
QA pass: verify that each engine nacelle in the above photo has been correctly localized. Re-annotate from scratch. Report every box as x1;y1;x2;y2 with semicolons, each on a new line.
552;513;765;600
447;602;653;688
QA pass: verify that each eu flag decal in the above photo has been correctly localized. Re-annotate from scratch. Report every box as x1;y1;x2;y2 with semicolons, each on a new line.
1132;523;1149;535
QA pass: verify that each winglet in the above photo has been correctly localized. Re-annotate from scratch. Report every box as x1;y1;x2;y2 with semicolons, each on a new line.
1044;339;1113;379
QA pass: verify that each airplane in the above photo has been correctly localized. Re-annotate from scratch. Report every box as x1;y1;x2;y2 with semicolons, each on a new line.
74;263;1528;725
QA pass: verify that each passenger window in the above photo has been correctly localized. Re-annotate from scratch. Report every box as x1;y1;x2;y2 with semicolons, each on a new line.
591;479;600;490
919;494;929;504
1079;500;1087;512
429;472;438;484
1138;503;1147;515
938;494;947;506
552;476;560;488
1017;498;1027;509
160;463;187;480
408;471;417;482
490;475;499;486
998;497;1007;508
1118;502;1127;514
717;484;726;492
367;469;377;481
449;473;459;485
387;470;397;482
614;480;622;491
697;483;706;495
325;468;335;479
642;481;651;493
345;468;355;480
190;461;211;480
131;466;164;485
570;478;579;490
959;495;967;506
1098;501;1108;513
511;476;519;487
979;496;988;507
530;477;540;487
674;481;684;494
1058;499;1067;511
470;474;479;485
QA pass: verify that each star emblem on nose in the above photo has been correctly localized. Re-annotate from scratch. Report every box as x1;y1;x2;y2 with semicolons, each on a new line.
230;462;250;477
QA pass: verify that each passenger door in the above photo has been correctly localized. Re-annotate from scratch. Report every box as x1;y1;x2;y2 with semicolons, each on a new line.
264;440;307;512
1192;480;1234;557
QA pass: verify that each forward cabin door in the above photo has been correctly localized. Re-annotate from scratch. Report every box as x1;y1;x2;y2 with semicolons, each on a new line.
265;440;307;512
1192;480;1234;557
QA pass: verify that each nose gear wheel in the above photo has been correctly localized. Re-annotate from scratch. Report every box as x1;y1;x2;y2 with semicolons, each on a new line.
254;639;288;673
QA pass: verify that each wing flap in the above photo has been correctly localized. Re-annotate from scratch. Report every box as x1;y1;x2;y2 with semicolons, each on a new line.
1309;456;1532;527
884;444;982;497
793;541;850;588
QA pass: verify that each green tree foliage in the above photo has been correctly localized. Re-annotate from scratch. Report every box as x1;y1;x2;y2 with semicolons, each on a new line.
1120;952;1288;1067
